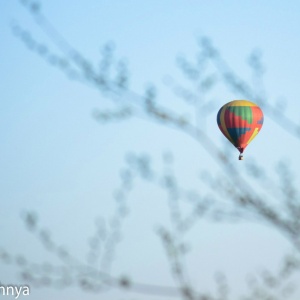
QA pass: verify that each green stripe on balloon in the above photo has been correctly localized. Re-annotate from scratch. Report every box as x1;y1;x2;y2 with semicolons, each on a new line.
227;106;253;124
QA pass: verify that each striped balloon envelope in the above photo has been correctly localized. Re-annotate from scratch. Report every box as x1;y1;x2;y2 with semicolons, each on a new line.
217;100;264;160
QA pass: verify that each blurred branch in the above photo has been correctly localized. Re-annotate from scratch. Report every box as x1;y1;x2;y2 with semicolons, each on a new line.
5;1;300;299
198;37;300;139
0;209;180;297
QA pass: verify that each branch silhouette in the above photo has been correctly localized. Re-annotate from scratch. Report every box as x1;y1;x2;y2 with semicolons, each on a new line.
2;1;300;299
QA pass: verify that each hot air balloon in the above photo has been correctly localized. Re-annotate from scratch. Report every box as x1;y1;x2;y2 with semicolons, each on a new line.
217;100;264;160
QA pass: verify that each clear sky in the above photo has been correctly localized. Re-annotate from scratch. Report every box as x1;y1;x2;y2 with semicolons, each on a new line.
1;1;300;299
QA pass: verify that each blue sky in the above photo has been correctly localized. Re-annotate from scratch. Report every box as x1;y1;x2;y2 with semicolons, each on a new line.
1;1;300;299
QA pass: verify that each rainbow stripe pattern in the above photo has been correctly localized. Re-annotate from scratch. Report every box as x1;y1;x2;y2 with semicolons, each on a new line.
217;100;264;153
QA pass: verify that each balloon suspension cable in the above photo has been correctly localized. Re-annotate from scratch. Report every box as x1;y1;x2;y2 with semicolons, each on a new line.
237;147;244;160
